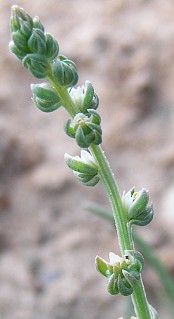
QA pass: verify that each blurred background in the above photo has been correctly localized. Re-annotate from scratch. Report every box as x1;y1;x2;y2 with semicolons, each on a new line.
1;0;174;318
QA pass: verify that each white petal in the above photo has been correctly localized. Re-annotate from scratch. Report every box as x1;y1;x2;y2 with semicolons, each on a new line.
109;252;121;265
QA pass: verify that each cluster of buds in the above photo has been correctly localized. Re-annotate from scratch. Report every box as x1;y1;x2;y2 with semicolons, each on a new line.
65;81;102;148
122;188;153;226
96;250;144;296
10;6;102;183
10;6;78;87
65;150;100;186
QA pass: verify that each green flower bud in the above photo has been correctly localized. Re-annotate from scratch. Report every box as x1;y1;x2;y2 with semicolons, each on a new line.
128;188;149;220
130;205;154;226
31;82;62;112
22;54;49;78
64;110;102;148
33;16;45;31
45;33;59;61
12;30;29;53
70;81;99;114
10;6;60;80
95;251;143;297
28;28;46;54
10;5;33;34
122;188;153;227
52;55;78;88
9;41;26;61
64;150;100;187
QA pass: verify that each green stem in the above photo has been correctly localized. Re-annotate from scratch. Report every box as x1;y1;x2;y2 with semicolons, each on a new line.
89;145;152;319
47;71;78;117
89;144;131;254
48;77;152;319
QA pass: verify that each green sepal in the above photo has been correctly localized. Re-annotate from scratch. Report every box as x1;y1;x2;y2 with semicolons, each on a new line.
33;16;45;31
22;54;49;78
74;172;99;186
95;256;108;277
113;263;121;277
85;122;102;135
88;109;101;124
9;41;26;61
130;205;154;226
117;275;133;296
107;274;119;295
91;93;99;110
82;81;95;111
28;28;46;54
81;175;100;187
125;250;144;272
128;188;149;220
19;20;33;39
31;83;62;112
122;269;139;288
52;55;78;88
75;125;91;148
12;30;29;53
31;83;59;101
64;153;98;175
45;33;59;60
64;119;76;138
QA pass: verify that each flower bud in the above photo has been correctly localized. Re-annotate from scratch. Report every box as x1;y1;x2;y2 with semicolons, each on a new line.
128;188;149;220
28;28;46;54
10;5;33;34
45;33;59;61
52;55;78;88
70;81;99;114
9;41;26;61
64;110;102;148
10;6;60;79
23;54;49;78
64;150;100;187
33;16;45;31
130;205;154;226
12;30;29;53
122;188;153;227
31;83;62;112
95;251;143;297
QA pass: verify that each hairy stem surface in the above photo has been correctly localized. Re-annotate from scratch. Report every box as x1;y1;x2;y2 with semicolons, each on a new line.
49;74;152;319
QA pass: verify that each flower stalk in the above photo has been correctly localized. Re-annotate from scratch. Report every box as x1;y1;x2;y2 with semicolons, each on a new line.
9;6;158;319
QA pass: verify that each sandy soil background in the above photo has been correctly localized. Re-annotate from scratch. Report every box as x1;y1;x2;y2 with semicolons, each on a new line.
1;0;174;318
